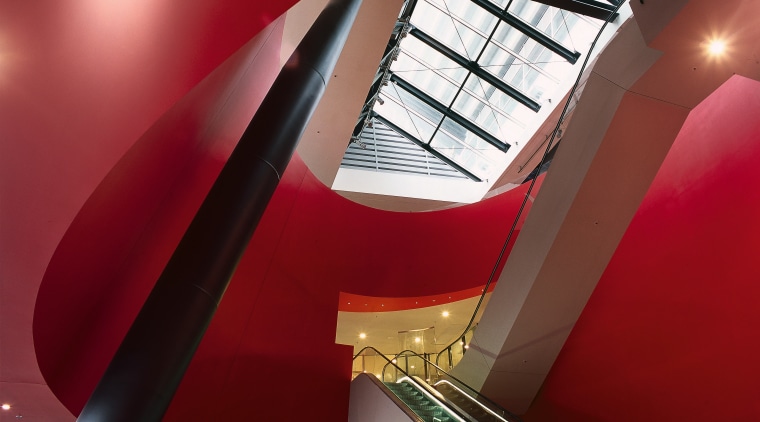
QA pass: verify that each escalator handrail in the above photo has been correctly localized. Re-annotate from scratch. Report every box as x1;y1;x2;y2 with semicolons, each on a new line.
435;324;477;367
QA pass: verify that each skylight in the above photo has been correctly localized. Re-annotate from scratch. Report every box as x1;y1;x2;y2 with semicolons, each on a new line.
334;0;625;203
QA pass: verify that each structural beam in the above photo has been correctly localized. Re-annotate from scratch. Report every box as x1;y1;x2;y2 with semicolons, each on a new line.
75;0;362;420
531;0;618;21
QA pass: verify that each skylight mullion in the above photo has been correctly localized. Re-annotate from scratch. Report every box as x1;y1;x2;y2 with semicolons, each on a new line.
409;27;541;112
469;0;581;64
371;113;483;182
390;73;509;152
526;0;617;21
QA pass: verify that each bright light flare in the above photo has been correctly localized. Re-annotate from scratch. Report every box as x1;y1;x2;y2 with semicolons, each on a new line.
359;333;366;339
707;39;726;56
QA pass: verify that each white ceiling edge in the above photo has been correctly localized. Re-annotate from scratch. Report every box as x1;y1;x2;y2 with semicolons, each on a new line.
333;168;490;203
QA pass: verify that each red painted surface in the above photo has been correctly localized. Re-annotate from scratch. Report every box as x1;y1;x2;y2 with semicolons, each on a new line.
27;3;541;420
15;1;760;421
524;76;760;420
33;15;290;414
338;284;499;312
0;0;295;419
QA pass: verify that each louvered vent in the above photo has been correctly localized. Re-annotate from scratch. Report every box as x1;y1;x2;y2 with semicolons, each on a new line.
340;118;467;179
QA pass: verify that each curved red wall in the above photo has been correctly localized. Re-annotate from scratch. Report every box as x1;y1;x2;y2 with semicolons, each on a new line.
30;7;540;421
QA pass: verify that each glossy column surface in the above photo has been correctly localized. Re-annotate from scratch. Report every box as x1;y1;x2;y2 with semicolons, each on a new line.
75;0;362;420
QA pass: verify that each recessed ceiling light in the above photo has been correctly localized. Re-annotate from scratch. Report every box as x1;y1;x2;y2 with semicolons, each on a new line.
1;404;10;410
707;39;726;55
442;311;450;317
414;337;421;343
359;333;366;339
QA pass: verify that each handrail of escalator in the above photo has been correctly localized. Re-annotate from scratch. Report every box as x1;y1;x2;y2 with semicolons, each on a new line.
434;0;626;371
435;324;477;368
373;349;522;422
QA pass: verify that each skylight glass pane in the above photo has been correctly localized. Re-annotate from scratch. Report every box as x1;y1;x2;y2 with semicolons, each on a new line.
410;0;494;60
391;37;467;106
431;118;501;178
394;36;468;82
489;24;574;83
452;75;525;141
376;89;441;142
426;0;498;35
508;0;600;52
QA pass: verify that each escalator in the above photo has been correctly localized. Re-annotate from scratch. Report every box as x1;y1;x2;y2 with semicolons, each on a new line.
350;347;521;422
385;378;461;422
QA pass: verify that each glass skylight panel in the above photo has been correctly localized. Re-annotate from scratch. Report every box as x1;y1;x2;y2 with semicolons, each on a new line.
479;41;558;101
431;118;501;178
508;0;600;52
339;0;620;190
376;90;440;142
426;0;498;36
391;38;467;106
394;36;469;83
410;0;494;60
453;75;523;140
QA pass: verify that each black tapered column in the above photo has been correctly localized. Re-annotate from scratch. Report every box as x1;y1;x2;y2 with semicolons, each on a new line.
76;0;362;420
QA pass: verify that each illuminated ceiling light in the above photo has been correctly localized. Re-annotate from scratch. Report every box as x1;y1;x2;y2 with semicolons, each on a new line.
464;344;470;349
414;337;421;343
392;359;397;364
410;365;415;369
359;333;367;339
442;311;450;317
1;404;10;410
707;39;726;56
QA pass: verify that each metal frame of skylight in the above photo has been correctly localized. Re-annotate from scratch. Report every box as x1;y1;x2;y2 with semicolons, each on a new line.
408;28;540;112
389;73;508;151
392;45;528;131
377;87;501;173
347;0;609;181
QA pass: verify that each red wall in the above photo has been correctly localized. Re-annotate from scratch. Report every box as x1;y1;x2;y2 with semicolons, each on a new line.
524;76;760;420
1;0;296;420
28;4;540;421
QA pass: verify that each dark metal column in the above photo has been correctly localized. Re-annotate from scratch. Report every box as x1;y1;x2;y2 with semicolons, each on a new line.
76;0;362;420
